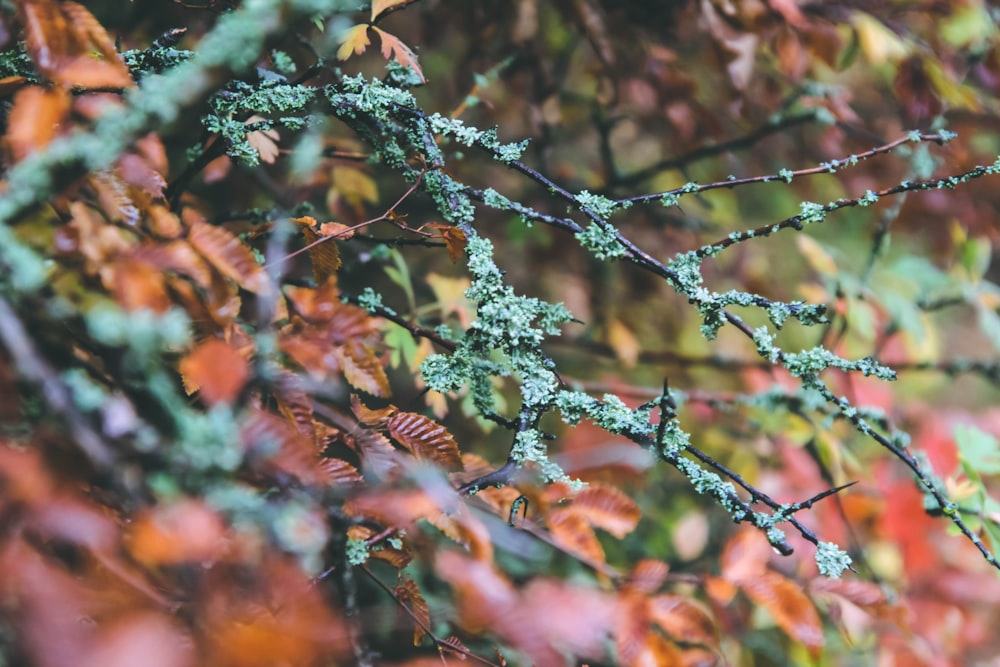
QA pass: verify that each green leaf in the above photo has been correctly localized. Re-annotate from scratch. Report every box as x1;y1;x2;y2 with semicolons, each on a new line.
955;424;1000;476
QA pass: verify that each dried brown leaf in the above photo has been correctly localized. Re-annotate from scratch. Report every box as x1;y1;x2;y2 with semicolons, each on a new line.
337;339;390;397
387;411;462;470
188;219;269;294
301;225;342;283
395;577;430;645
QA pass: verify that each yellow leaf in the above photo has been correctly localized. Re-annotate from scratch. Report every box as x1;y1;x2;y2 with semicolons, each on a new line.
796;235;838;277
853;12;908;65
371;0;410;22
606;317;640;368
337;24;371;61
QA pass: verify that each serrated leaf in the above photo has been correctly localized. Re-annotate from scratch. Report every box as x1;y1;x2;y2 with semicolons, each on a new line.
301;225;342;283
387;411;462;470
570;483;641;538
188;219;269;294
741;572;824;658
337;24;372;61
395;577;430;645
337;339;391;397
317;458;363;486
372;27;425;82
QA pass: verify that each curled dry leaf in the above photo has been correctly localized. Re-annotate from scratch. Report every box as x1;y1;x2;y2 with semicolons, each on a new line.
350;394;397;426
387;410;462;470
395;576;430;645
179;338;251;406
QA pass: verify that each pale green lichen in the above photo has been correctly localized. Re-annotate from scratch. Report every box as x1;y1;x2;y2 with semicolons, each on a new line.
815;541;853;578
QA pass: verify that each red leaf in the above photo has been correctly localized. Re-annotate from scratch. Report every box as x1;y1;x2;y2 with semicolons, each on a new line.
372;27;425;82
627;559;670;594
387;411;462;470
179;338;251;405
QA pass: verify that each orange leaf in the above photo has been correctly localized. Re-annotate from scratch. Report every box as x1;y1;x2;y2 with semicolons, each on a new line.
4;85;69;161
350;394;397;426
547;508;606;565
425;223;467;262
284;280;341;323
570;483;641;538
179;338;250;405
649;595;719;648
301;225;342;283
245;114;280;164
128;500;226;565
188;219;270;294
337;24;372;61
720;528;772;585
373;27;425;82
387;411;462;470
395;577;430;645
337;339;391;397
371;0;410;21
103;258;171;313
741;572;824;658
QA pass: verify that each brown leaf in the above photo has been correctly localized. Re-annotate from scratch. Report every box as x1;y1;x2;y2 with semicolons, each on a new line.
337;24;371;60
649;595;719;648
351;394;397;426
570;483;641;538
741;572;824;658
395;577;430;645
301;224;342;283
284;280;341;323
337;339;391;397
179;338;251;405
387;411;462;470
373;27;425;82
104;257;171;313
317;457;364;486
4;85;69;161
188;219;270;294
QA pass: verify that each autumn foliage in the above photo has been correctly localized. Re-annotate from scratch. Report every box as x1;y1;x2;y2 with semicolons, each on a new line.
1;1;1000;666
